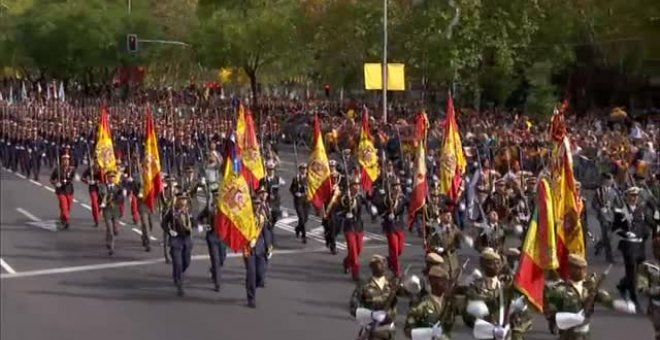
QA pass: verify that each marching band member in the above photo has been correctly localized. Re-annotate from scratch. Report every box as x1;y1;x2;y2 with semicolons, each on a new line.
49;152;75;229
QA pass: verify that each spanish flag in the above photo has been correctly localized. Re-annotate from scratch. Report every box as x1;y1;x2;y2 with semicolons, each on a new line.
236;105;265;189
306;114;332;210
438;94;466;202
95;106;117;175
408;142;427;229
141;107;162;212
552;136;584;278
215;138;259;252
357;109;379;193
514;178;558;311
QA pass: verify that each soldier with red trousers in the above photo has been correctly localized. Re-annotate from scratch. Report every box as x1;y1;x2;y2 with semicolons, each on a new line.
81;161;103;227
338;177;366;282
379;178;407;277
50;153;75;229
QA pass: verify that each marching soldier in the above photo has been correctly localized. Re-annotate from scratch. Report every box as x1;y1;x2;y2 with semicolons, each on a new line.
259;160;285;244
638;237;660;340
289;163;309;243
98;171;124;255
81;161;103;227
159;176;179;263
474;211;507;255
49;152;75;229
129;163;153;252
592;173;620;263
427;204;463;277
198;190;226;292
379;178;407;277
545;254;635;340
322;167;343;254
404;265;455;340
350;255;398;340
404;252;445;308
483;180;512;226
614;186;652;310
244;184;273;308
340;177;367;281
162;193;195;296
464;248;532;339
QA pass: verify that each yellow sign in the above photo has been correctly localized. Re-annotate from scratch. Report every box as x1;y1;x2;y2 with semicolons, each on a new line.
364;63;405;91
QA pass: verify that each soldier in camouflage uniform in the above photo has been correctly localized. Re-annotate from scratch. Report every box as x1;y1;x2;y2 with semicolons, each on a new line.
464;248;532;339
99;171;125;256
544;254;634;340
427;205;462;277
405;252;445;308
404;265;456;340
638;237;660;340
350;255;399;340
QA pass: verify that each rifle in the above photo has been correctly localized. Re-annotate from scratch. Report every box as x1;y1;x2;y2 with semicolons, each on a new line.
583;264;613;318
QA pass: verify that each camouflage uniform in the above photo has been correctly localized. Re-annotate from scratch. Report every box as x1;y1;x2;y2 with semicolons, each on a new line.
404;294;455;340
350;275;398;340
638;260;660;339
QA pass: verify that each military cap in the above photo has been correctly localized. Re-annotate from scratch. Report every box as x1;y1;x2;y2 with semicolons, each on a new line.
625;186;641;195
266;160;276;169
328;159;337;167
480;247;501;261
175;192;189;200
61;154;70;160
575;182;582;190
299;163;307;169
425;252;444;265
369;254;386;264
602;173;614;181
568;253;587;267
428;265;450;279
525;177;537;184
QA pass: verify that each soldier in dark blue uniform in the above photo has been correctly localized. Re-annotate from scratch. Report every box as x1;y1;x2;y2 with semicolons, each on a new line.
244;184;273;308
259;160;285;244
198;190;227;292
289;163;309;243
162;193;195;296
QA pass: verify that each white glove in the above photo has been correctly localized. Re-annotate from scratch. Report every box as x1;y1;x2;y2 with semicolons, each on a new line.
282;210;289;218
601;207;609;214
100;203;106;209
459;202;466;211
197;225;204;233
625;231;637;239
295;192;302;197
249;239;257;248
370;206;378;216
127;177;133;182
41;153;46;157
55;182;62;188
378;189;385;195
122;189;128;197
388;213;395;221
613;299;636;314
654;210;660;220
138;193;143;198
509;296;528;313
88;180;96;185
371;311;387;323
169;230;178;237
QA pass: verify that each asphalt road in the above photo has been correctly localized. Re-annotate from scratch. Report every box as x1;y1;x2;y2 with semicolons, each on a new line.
0;145;654;340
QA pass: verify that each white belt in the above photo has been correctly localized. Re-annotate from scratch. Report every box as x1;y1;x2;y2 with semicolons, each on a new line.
371;323;395;332
625;237;643;243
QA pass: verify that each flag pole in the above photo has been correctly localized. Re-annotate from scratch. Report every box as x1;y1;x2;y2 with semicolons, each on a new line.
382;0;388;124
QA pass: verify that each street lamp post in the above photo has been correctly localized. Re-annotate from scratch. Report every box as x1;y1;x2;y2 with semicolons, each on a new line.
382;0;388;123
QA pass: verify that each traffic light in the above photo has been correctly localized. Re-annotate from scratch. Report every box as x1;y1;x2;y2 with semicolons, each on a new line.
127;34;138;53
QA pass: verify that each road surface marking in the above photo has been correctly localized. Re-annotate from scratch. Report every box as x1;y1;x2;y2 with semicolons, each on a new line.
275;219;347;250
81;203;92;210
0;247;329;280
44;186;55;192
131;228;158;241
0;259;16;274
16;208;58;232
29;179;42;186
15;173;26;179
73;198;79;203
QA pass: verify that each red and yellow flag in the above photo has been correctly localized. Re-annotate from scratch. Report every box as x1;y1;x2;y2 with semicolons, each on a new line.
552;136;584;278
408;142;427;229
236;105;264;189
306;114;333;210
141;107;162;213
438;94;466;202
95;106;117;175
357;109;379;193
215;140;259;252
514;178;558;311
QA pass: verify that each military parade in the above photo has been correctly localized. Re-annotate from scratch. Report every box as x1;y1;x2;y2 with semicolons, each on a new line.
1;0;660;339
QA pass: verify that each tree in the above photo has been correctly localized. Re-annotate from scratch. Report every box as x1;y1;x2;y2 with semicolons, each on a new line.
194;0;308;104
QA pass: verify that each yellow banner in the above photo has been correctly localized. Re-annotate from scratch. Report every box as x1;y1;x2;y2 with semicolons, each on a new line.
357;112;380;183
218;153;258;243
363;63;406;91
142;109;161;205
95;107;117;174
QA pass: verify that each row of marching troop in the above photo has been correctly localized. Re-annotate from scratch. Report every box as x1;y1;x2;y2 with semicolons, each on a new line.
1;92;659;339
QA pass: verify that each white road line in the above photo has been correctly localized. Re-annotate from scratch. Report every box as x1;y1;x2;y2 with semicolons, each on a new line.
0;258;17;274
29;179;42;186
73;198;79;204
275;221;347;250
44;186;55;192
16;207;40;222
0;247;328;280
81;203;92;210
130;227;158;241
15;173;26;179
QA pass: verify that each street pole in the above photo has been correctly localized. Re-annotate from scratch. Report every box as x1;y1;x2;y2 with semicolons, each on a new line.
128;0;131;15
382;0;388;124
